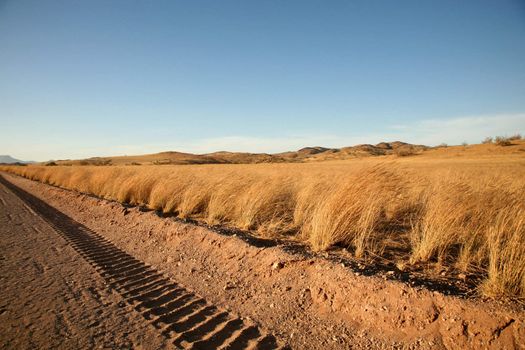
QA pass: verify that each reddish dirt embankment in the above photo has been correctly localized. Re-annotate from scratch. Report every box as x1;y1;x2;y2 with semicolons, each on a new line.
2;173;524;349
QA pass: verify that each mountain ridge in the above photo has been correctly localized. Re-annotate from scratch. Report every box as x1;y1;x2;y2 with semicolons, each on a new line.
0;155;35;164
46;141;429;165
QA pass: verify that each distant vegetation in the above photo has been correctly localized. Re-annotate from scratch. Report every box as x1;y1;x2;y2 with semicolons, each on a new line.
2;140;525;299
483;134;522;146
77;159;112;166
393;145;417;157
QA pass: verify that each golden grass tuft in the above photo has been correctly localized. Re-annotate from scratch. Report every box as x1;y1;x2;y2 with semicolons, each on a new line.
481;208;525;298
301;165;407;256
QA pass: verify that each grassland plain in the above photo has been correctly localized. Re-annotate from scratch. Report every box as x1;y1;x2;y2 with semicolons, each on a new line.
2;141;525;299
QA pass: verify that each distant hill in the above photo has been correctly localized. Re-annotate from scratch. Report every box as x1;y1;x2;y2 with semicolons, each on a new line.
0;155;35;164
8;139;524;167
48;141;430;166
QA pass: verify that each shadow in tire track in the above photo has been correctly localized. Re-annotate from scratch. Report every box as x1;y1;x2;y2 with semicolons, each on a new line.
0;175;283;350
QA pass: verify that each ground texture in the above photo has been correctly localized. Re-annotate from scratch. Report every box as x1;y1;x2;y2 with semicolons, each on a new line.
0;177;170;349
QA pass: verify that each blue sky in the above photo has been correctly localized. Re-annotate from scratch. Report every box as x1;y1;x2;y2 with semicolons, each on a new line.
1;0;524;161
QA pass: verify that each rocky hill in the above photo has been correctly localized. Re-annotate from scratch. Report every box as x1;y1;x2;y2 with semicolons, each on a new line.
47;141;429;165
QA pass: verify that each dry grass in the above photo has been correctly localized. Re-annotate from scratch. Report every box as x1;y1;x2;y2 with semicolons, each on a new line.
2;141;525;298
481;208;525;298
301;165;408;256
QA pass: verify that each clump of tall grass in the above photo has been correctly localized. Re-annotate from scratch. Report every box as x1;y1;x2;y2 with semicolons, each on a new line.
409;175;522;268
301;165;408;256
481;208;525;298
231;176;296;234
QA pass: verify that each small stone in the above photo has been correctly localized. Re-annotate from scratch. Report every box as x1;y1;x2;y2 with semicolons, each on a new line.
386;271;395;276
271;261;284;270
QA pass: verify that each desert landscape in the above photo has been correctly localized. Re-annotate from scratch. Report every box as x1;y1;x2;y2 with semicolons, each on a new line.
1;137;525;349
2;1;525;349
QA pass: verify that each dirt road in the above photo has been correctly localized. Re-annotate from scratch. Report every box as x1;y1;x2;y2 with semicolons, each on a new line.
0;176;279;349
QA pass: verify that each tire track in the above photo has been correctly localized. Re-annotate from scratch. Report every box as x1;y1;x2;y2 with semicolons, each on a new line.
0;175;283;350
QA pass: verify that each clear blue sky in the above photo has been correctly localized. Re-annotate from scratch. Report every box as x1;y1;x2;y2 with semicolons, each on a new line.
1;0;524;161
